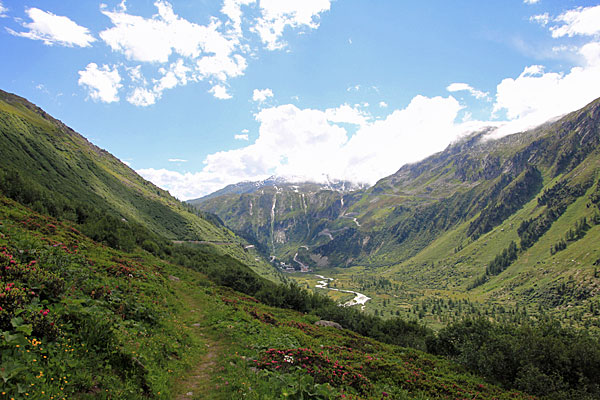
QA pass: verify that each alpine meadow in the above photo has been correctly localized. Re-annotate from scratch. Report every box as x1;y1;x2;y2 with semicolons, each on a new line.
2;1;600;399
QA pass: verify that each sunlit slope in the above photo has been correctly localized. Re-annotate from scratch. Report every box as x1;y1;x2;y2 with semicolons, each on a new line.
196;98;600;271
0;89;279;281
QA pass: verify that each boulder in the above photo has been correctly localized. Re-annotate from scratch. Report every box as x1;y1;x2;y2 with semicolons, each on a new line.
315;320;343;330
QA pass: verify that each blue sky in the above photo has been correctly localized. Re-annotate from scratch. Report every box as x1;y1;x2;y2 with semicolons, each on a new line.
1;0;600;199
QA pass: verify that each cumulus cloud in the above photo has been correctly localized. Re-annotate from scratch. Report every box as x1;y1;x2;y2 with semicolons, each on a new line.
523;0;540;4
168;158;187;162
252;0;331;50
447;82;490;100
493;5;600;136
550;5;600;38
138;95;491;199
492;48;600;136
7;8;96;47
76;0;334;105
221;0;256;33
123;59;193;106
325;104;370;126
337;96;474;182
100;1;235;63
127;65;146;84
379;101;388;108
97;1;248;105
127;87;156;107
252;88;274;102
209;85;233;99
78;63;122;103
234;133;249;140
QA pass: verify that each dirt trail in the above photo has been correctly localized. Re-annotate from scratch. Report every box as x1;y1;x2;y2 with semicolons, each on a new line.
174;337;221;400
171;281;224;400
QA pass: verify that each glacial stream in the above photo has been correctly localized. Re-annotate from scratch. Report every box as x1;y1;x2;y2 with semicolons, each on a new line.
315;275;371;310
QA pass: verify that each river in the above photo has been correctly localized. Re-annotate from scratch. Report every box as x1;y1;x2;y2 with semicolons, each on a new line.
315;275;371;311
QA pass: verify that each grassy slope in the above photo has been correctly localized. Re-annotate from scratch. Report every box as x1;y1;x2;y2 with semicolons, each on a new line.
0;196;535;399
0;90;225;241
280;99;600;331
0;90;279;283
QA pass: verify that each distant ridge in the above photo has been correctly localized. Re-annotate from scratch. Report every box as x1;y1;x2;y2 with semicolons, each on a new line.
188;175;367;205
193;96;600;327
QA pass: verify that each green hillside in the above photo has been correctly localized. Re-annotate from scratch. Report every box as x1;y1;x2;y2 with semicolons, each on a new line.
0;196;551;399
2;89;600;400
195;97;600;333
0;90;279;283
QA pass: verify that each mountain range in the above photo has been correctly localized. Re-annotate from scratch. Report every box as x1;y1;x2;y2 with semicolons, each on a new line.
194;97;600;330
2;88;600;399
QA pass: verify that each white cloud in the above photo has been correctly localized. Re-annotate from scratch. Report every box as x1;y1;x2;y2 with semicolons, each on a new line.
491;5;600;136
221;0;256;33
85;0;333;105
127;65;146;84
252;0;331;50
0;1;8;17
492;48;600;135
7;8;96;47
338;96;478;182
325;104;370;126
447;82;490;100
235;134;249;140
523;0;540;4
195;54;247;81
550;5;600;38
138;96;492;199
209;85;232;99
580;41;600;67
252;88;274;102
100;1;236;63
241;128;249;133
99;0;248;105
168;158;188;162
530;13;549;27
123;60;192;106
155;59;192;91
78;63;122;103
127;87;156;107
379;101;388;108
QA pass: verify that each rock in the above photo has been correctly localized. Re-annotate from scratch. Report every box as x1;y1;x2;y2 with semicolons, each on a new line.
315;320;343;329
168;275;180;281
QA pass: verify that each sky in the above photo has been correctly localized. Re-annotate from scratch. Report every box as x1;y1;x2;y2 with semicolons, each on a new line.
1;0;600;200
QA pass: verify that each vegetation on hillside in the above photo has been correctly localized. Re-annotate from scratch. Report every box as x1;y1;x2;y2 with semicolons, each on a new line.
3;89;600;399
